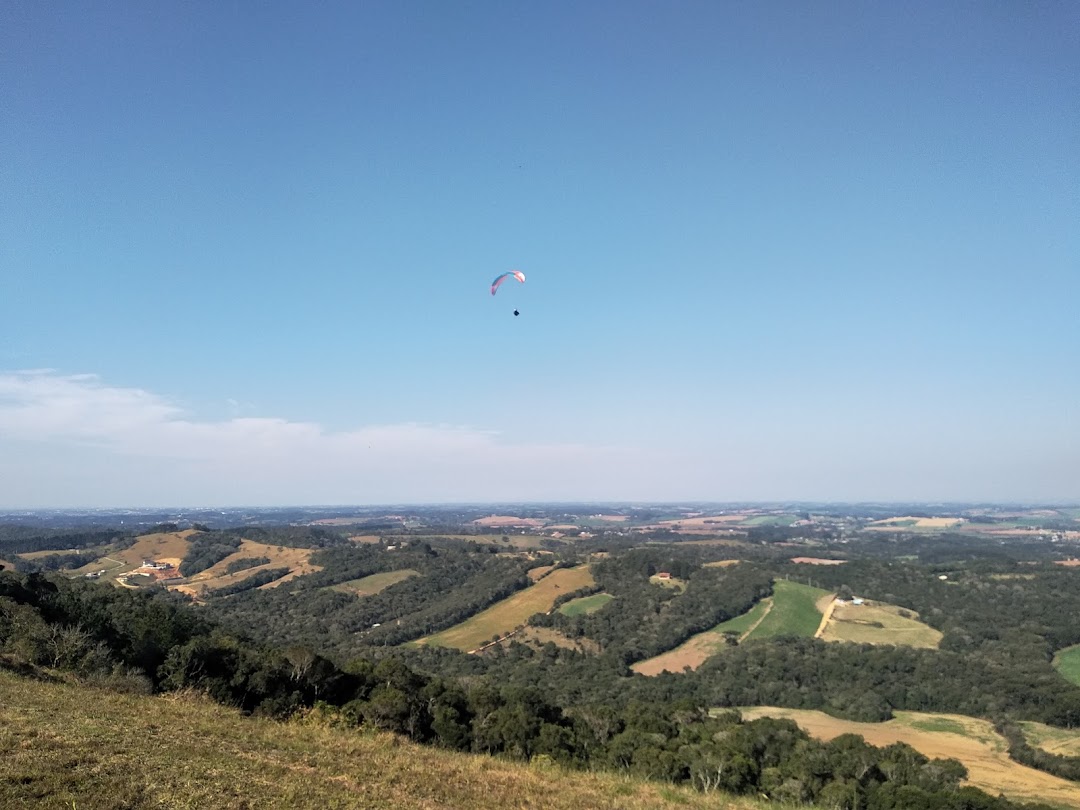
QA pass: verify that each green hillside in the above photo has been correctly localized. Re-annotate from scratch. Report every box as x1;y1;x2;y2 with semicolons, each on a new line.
0;670;766;810
745;580;829;640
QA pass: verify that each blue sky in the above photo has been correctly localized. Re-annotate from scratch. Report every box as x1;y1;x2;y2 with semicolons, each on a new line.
1;1;1077;507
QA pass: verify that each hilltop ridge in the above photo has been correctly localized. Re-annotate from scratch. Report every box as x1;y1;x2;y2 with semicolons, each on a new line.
0;669;765;810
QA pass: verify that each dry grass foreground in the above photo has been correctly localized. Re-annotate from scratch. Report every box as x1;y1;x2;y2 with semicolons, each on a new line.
416;565;594;652
0;671;769;810
739;706;1080;809
818;600;943;648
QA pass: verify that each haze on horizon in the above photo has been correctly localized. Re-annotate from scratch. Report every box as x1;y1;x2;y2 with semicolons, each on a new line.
1;2;1076;508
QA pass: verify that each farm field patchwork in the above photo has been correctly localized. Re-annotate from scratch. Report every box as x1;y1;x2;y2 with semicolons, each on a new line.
818;600;942;648
417;565;595;652
737;706;1080;809
330;569;420;597
558;592;613;616
741;515;800;527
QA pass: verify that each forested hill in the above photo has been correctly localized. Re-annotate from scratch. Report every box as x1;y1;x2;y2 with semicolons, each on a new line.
0;568;1045;810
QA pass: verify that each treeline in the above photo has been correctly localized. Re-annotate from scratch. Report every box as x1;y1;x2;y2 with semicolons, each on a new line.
10;550;102;574
782;559;1080;656
0;569;1045;810
997;720;1080;783
224;555;272;574
178;533;242;576
0;526;133;556
205;546;536;653
178;526;349;577
203;567;291;598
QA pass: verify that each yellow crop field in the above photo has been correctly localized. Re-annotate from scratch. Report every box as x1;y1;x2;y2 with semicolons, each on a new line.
527;565;555;581
631;631;730;676
417;565;594;652
738;707;1080;808
819;600;942;648
1020;721;1080;757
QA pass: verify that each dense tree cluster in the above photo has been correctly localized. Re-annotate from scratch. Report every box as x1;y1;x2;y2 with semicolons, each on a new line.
205;545;536;653
0;526;133;556
0;568;1044;809
535;553;773;663
178;533;243;577
11;550;101;573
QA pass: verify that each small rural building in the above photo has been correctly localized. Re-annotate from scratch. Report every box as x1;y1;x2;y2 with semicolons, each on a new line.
656;572;672;581
851;597;864;606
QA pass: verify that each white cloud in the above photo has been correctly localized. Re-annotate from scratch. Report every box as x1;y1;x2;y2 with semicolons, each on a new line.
0;371;1074;507
0;371;647;506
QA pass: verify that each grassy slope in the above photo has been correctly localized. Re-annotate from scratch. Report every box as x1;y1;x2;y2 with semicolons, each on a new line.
745;580;828;640
819;601;942;648
0;671;767;810
330;569;420;596
418;565;594;651
1054;645;1080;686
739;706;1080;809
558;592;613;616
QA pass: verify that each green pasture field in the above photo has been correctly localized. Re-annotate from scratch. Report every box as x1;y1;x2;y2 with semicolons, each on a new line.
558;592;613;616
418;565;595;651
711;598;771;637
330;569;420;597
905;716;972;735
1053;645;1080;686
745;580;828;640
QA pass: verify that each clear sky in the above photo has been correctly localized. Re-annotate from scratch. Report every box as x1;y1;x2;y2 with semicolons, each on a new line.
1;1;1077;507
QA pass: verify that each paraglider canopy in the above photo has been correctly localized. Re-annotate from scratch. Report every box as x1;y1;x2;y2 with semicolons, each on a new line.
491;270;525;295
